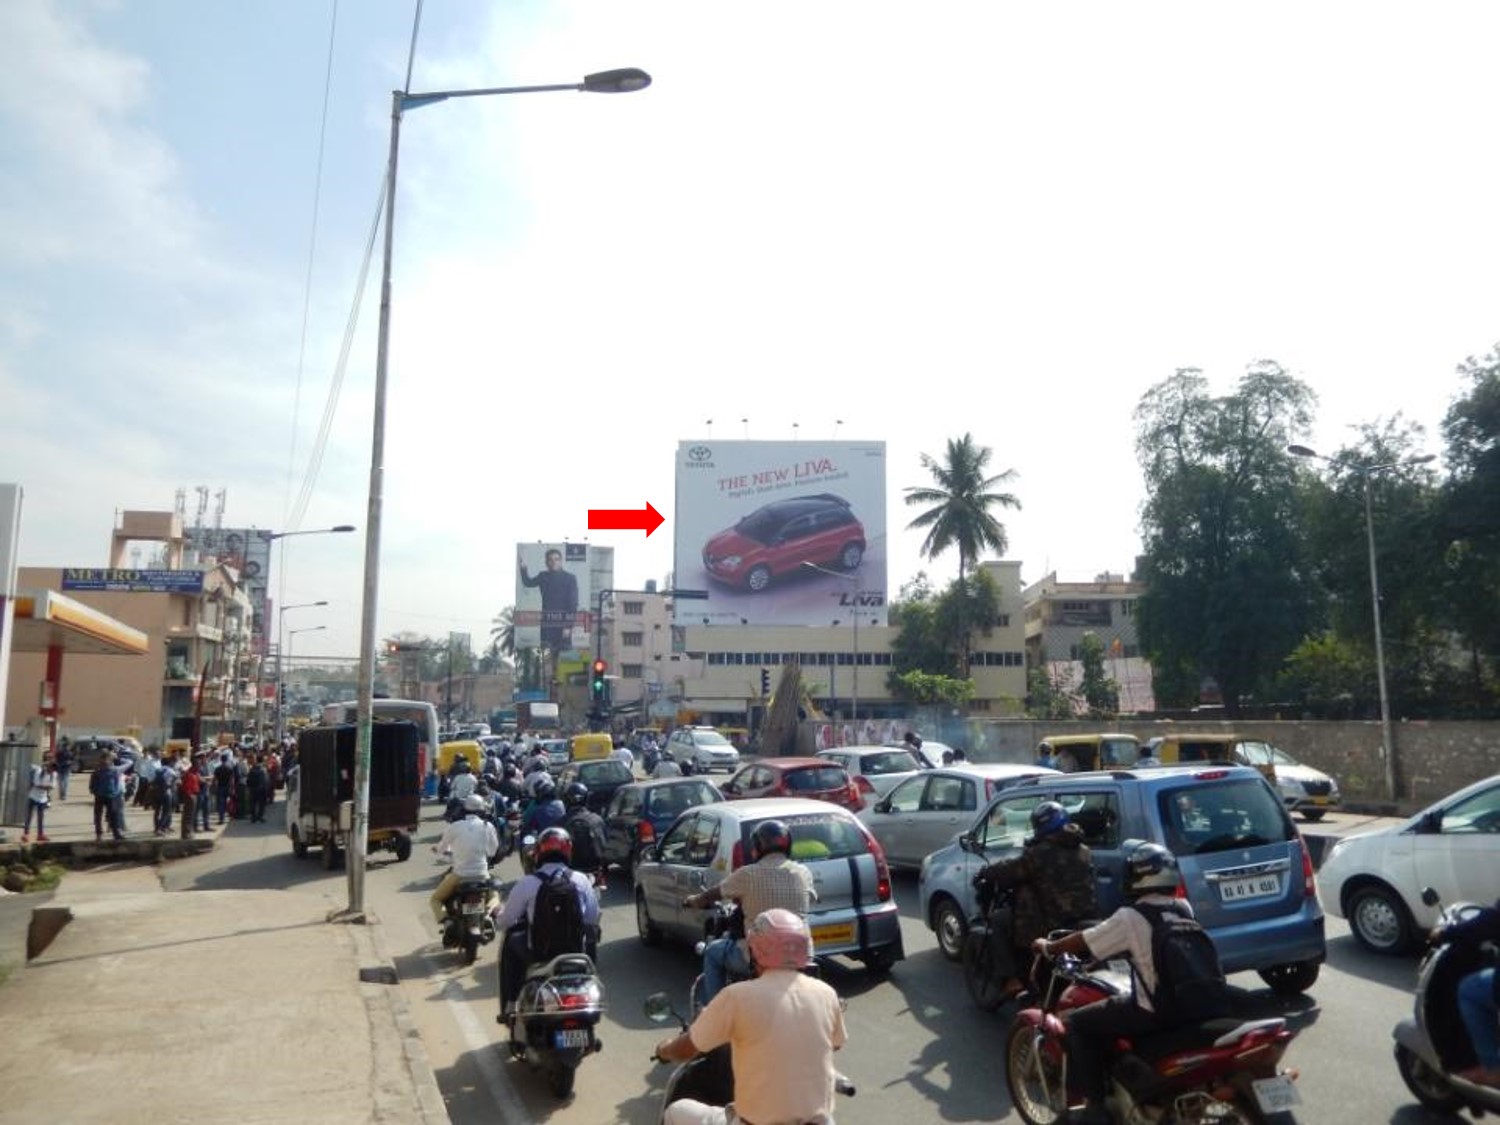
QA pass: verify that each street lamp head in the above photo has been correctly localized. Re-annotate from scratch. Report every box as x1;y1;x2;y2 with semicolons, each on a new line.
1287;444;1319;459
331;524;357;533
1409;454;1437;466
582;68;652;93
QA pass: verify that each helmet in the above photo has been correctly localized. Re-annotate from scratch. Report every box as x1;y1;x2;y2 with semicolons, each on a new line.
503;763;519;780
533;775;556;800
1125;841;1180;895
749;819;792;862
535;826;573;866
463;793;487;813
564;782;589;809
1030;801;1070;838
746;908;813;971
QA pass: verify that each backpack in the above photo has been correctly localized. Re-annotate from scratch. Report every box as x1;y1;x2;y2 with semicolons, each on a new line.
563;809;605;870
529;869;587;962
1133;900;1232;1023
91;767;121;801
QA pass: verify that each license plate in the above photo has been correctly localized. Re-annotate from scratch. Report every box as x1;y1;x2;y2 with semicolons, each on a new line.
1309;797;1330;805
461;903;484;914
1251;1075;1302;1113
1218;874;1280;902
811;922;855;948
553;1028;591;1049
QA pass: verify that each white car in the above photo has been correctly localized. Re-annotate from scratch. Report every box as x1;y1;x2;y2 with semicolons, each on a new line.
1234;740;1342;822
1317;773;1500;954
665;726;740;773
817;745;927;802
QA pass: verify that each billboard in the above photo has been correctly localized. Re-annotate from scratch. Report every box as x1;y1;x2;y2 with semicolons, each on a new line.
514;543;594;655
183;526;274;654
61;568;206;594
673;440;887;627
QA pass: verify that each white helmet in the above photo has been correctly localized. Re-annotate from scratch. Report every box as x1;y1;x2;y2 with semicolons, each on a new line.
1126;841;1181;895
463;793;487;813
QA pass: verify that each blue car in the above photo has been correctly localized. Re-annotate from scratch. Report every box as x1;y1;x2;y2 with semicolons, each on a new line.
601;777;723;876
918;764;1326;995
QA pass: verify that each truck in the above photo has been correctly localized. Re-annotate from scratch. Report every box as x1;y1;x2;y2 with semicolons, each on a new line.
516;700;560;735
287;722;421;869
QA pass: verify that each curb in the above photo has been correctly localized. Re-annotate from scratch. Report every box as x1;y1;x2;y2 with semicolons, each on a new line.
360;913;451;1125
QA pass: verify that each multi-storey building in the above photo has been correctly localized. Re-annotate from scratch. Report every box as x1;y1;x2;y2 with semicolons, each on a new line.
1021;569;1154;712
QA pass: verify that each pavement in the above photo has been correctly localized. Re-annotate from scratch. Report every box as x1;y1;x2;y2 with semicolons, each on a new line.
0;779;448;1125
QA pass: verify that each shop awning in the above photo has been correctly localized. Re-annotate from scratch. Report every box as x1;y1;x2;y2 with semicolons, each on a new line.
9;589;149;656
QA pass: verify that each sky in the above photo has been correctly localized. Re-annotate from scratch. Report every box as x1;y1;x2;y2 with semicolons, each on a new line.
3;0;1499;660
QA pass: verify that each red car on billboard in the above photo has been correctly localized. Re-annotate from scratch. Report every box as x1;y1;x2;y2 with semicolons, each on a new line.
701;493;865;592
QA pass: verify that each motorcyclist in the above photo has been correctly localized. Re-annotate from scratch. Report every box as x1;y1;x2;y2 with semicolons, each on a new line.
1430;896;1500;1087
682;819;815;1005
449;758;478;802
973;800;1097;997
561;782;609;890
520;774;566;837
1032;842;1211;1125
492;826;601;1020
654;908;846;1125
496;762;525;804
429;793;500;927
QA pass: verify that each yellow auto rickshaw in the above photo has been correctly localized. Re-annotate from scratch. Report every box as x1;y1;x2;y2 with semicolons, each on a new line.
569;732;614;763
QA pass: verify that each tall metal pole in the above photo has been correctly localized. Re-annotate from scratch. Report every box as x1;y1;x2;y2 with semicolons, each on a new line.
852;605;859;723
347;90;402;918
1362;473;1397;802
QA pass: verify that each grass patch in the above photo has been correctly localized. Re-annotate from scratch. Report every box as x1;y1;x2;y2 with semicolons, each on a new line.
27;864;64;893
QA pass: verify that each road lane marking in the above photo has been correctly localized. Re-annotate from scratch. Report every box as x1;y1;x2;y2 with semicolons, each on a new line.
423;950;529;1121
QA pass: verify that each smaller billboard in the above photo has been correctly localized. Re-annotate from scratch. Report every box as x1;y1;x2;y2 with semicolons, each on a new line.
61;568;206;594
514;543;593;653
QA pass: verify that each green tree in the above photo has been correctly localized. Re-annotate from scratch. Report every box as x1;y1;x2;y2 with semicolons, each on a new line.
1078;632;1120;719
1026;663;1077;720
1133;363;1318;714
887;569;1005;689
888;670;976;705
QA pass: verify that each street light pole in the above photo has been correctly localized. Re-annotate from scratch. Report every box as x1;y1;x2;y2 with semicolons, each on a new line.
267;525;353;744
275;600;328;746
1288;444;1434;803
347;67;652;919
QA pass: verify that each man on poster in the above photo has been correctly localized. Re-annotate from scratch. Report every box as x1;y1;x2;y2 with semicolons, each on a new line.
520;548;579;651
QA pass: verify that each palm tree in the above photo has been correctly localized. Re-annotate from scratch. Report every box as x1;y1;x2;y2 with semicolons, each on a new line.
490;607;516;658
904;433;1021;674
904;433;1020;581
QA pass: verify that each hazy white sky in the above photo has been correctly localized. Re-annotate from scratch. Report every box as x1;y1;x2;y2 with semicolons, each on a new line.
3;1;1497;658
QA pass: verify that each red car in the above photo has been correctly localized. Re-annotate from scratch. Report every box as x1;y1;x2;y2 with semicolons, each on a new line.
702;493;865;593
720;758;865;812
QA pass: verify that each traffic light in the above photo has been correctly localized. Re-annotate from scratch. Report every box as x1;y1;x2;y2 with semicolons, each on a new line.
591;659;608;701
760;667;771;696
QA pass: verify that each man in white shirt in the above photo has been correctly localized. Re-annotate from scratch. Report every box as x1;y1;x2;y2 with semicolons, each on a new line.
430;794;501;924
450;764;479;803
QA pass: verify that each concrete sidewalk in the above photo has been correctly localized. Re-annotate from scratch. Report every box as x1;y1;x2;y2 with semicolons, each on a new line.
0;865;447;1124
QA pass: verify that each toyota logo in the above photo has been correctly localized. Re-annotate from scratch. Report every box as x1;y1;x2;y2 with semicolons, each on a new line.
688;445;712;462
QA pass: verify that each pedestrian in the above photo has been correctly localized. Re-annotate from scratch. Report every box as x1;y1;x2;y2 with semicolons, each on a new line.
54;737;74;801
247;754;270;823
154;754;177;836
234;753;250;820
90;751;126;841
136;747;160;808
22;755;57;843
213;753;234;824
194;753;213;832
179;752;203;839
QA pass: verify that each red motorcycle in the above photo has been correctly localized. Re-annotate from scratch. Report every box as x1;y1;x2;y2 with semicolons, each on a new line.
1005;948;1302;1124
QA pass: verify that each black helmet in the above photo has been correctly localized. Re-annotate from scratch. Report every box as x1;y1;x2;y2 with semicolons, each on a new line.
1030;801;1070;838
564;782;589;809
749;819;792;862
533;775;556;799
535;826;573;866
1125;841;1180;896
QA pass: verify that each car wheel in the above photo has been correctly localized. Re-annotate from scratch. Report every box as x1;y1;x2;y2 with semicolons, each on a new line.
321;839;341;871
291;826;309;860
745;565;772;592
838;542;864;571
636;889;662;947
932;895;968;961
393;833;413;863
1300;809;1326;823
1395;1042;1465;1112
1348;883;1416;954
1257;960;1320;995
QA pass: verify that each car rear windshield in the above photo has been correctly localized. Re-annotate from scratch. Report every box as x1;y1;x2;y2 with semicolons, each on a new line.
1156;777;1296;856
579;761;631;784
861;750;920;775
761;813;867;861
784;766;850;792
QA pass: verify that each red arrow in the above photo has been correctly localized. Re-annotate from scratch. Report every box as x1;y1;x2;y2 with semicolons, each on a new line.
588;502;665;537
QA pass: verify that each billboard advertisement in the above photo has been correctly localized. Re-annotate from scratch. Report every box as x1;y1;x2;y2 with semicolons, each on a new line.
514;543;594;655
673;440;887;627
184;526;274;654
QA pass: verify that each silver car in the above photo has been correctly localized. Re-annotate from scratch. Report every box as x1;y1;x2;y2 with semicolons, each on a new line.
633;796;905;972
666;726;741;773
816;745;927;802
858;763;1058;870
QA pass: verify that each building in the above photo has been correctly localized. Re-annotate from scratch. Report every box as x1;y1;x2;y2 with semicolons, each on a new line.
4;510;258;745
1022;569;1154;713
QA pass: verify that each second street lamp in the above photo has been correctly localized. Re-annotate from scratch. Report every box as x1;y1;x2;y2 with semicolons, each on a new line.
348;66;652;919
275;600;328;747
1288;443;1435;803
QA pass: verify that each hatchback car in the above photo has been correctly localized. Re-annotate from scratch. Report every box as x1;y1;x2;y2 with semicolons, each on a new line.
701;493;866;593
722;758;864;812
557;758;635;814
817;745;927;802
634;796;904;971
601;776;724;875
71;736;134;772
1317;773;1500;954
665;727;740;773
859;763;1059;870
917;765;1326;994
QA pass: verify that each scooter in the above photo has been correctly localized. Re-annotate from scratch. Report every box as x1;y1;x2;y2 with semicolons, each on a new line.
1006;946;1302;1124
440;878;499;966
644;991;855;1124
503;940;605;1099
1393;887;1500;1117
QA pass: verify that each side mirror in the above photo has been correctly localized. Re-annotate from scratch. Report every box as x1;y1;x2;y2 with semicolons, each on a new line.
958;832;977;854
1421;887;1441;908
874;798;892;814
643;992;676;1023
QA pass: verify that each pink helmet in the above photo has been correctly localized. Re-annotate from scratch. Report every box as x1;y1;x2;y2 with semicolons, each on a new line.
746;908;813;971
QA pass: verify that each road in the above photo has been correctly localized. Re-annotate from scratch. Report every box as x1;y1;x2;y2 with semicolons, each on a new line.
164;801;1458;1124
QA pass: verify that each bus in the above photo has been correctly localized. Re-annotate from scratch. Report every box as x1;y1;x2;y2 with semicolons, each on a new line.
319;698;440;780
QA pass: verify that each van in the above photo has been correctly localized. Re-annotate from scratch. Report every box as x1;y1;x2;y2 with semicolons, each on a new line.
570;732;615;764
1037;732;1141;772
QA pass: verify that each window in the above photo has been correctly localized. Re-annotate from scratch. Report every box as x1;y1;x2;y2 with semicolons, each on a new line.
886;777;924;813
622;663;643;679
622;601;644;616
1441;783;1500;834
1057;790;1121;848
922;775;969;812
622;631;644;647
979;795;1044;850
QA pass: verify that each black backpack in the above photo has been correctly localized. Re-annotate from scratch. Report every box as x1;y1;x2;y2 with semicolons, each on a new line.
563;809;605;870
529;869;587;962
1133;900;1232;1022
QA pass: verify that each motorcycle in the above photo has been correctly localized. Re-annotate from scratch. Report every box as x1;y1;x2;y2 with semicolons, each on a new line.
688;902;748;1014
440;878;499;966
503;943;605;1099
1005;945;1302;1124
1393;887;1500;1117
644;991;855;1124
963;881;1021;1011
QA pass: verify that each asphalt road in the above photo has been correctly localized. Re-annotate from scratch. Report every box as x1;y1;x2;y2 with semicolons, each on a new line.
164;801;1461;1124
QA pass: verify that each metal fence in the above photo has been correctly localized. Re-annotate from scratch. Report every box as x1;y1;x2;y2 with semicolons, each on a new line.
0;740;38;826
